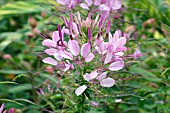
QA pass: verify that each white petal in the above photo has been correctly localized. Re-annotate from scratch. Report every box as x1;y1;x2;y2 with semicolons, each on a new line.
75;85;87;96
100;78;115;87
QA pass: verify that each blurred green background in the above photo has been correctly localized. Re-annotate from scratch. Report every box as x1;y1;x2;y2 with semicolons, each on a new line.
0;0;170;113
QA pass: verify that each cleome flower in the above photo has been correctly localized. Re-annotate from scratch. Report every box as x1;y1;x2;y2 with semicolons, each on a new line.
41;13;127;96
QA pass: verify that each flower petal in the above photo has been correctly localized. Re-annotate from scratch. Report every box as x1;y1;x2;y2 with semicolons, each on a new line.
59;51;73;60
72;22;79;34
90;70;98;79
0;103;4;113
42;39;56;48
99;4;110;11
83;70;98;81
54;53;63;61
44;48;58;55
81;43;90;57
75;85;87;96
85;53;94;62
80;3;89;10
52;31;60;43
110;0;122;10
85;0;93;6
104;52;112;64
83;73;91;81
57;0;69;5
42;57;58;66
109;60;124;71
68;40;80;56
116;37;126;47
100;78;115;87
94;0;101;6
96;72;107;80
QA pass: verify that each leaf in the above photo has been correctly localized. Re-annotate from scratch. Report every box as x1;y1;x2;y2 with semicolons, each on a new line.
13;74;29;81
129;65;162;82
8;84;32;93
15;99;36;105
0;1;44;18
0;70;26;74
0;99;24;106
0;81;17;84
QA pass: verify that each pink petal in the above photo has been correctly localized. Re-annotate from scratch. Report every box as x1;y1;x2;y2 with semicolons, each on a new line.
100;10;110;19
44;48;58;55
83;70;98;81
100;78;115;87
99;4;110;11
85;53;94;62
57;0;69;5
94;0;101;6
42;39;56;48
85;0;93;6
63;28;70;35
104;52;112;64
75;85;87;96
0;103;4;113
114;52;124;56
72;22;79;34
52;31;60;43
90;70;98;79
54;53;63;61
59;51;73;60
81;43;90;57
68;40;80;56
83;73;91;81
96;72;107;80
3;110;7;113
110;0;122;10
109;60;124;71
80;3;89;10
42;57;58;66
113;30;120;43
116;37;126;47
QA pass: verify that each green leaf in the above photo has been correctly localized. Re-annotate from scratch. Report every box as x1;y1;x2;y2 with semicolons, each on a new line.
13;74;29;81
8;84;32;93
129;65;162;82
15;99;36;105
0;1;44;18
0;99;24;106
0;70;26;74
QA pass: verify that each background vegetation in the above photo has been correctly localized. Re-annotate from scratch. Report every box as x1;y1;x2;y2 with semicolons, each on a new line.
0;0;170;113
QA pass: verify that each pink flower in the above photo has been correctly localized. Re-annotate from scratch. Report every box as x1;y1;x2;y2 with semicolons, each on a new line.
60;40;95;62
83;71;116;88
